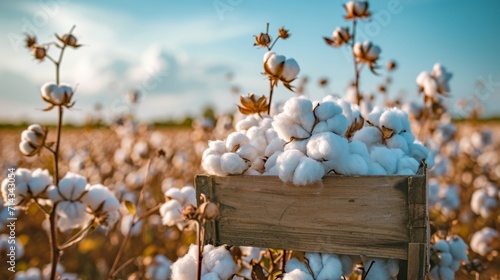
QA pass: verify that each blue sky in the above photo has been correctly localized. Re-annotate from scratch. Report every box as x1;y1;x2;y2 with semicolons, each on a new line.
0;0;499;124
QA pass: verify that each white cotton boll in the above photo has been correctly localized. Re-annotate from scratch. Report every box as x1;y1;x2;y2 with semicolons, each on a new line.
431;155;449;177
438;266;454;280
226;132;250;151
273;114;310;140
165;188;183;202
352;126;382;147
314;101;343;121
264;151;282;171
246;127;267;153
305;252;323;276
470;189;491;218
181;186;196;207
386;134;409;153
220;153;247;175
400;131;416;145
265;127;278;142
470;227;498;256
293;157;325;185
121;214;142;236
284;139;308;154
397;168;414;175
362;258;390;280
208;140;227;154
326;114;348;136
285;259;309;274
397;157;419;174
201;272;219;280
245;169;261;175
339;255;355;276
236;144;259;162
349;141;370;161
202;154;227;176
204;246;238;279
434;240;450;253
317;255;343;279
371;146;398;174
276;150;306;182
436;184;460;216
439;252;453;267
447;235;469;263
335;153;368;175
311;121;329;134
265;138;285;157
251;157;266;173
367;161;387;175
380;109;403;133
284;97;313;123
171;245;197;280
283;269;313;280
367;106;384;127
159;200;183;227
241;246;263;263
409;143;429;163
55;201;90;232
449;260;461;271
235;115;260;131
282;58;300;82
265;166;279;176
306;132;349;161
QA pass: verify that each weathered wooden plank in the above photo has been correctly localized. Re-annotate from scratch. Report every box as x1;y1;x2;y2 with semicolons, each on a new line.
198;175;419;259
407;243;426;279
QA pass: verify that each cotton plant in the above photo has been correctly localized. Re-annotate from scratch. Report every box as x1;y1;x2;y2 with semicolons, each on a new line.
171;244;239;280
283;252;357;279
144;254;173;280
1;168;52;207
323;1;381;105
429;236;469;280
159;185;197;230
470;227;499;257
428;181;460;218
470;184;498;218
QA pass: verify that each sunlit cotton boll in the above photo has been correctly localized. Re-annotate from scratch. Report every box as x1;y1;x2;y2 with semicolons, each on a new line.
120;214;143;236
276;149;306;183
146;254;172;280
470;227;498;256
48;172;91;232
447;235;469;264
470;186;498;218
292;156;325;185
14;267;42;280
306;132;349;162
282;58;300;82
361;257;399;280
225;132;250;151
283;97;316;132
380;109;403;134
81;184;120;228
314;100;343;121
352;126;383;147
160;186;196;230
263;51;286;77
171;244;238;280
1;168;53;206
220;152;248;175
435;184;460;217
370;146;400;174
283;268;313;280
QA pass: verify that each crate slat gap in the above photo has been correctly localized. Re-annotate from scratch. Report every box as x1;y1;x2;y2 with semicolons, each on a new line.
195;171;429;279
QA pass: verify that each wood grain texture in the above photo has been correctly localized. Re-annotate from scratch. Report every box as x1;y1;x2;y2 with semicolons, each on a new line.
196;174;427;260
407;243;426;279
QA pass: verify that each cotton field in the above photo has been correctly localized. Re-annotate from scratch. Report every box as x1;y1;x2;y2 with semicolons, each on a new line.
1;1;500;280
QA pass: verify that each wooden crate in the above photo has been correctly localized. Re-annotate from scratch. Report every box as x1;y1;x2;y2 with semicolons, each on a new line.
195;171;428;279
